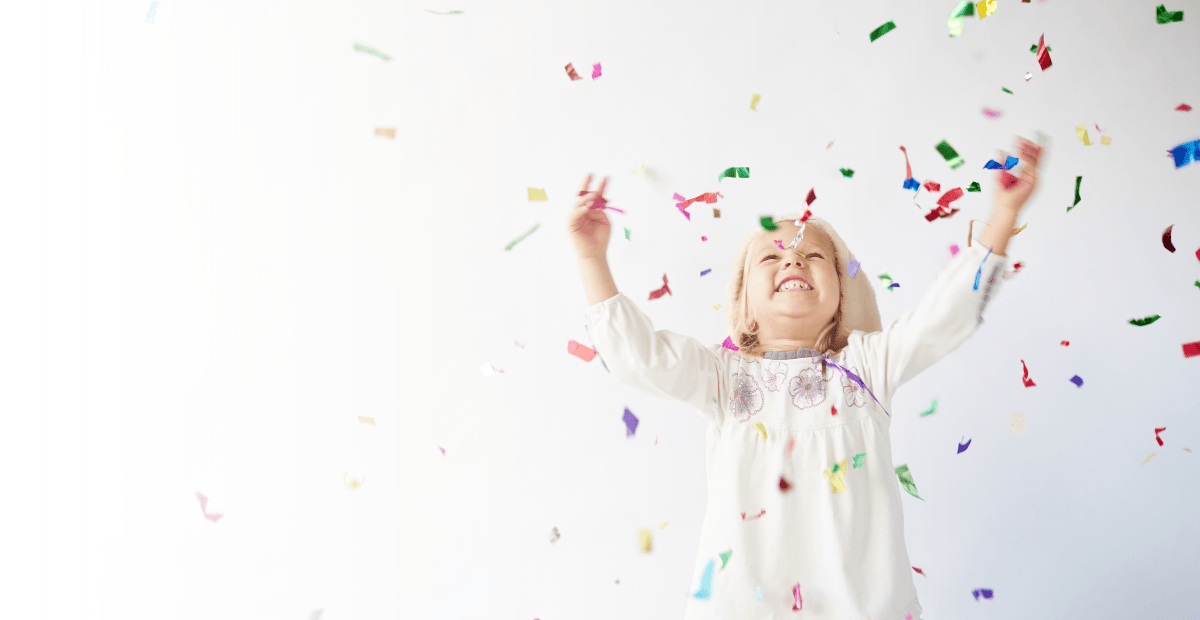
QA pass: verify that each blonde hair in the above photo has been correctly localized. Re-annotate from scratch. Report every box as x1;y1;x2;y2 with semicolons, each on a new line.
725;218;848;360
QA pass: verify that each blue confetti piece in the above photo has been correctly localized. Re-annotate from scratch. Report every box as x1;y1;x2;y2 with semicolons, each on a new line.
755;586;763;601
692;559;715;599
957;438;971;454
700;269;712;277
145;0;160;23
847;259;861;278
1170;139;1199;168
973;246;993;291
903;177;921;191
623;408;639;436
983;156;1018;170
1069;375;1083;387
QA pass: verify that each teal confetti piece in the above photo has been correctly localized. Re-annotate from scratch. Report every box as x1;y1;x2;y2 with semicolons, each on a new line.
353;43;391;61
967;181;981;192
145;0;160;23
869;20;897;42
1129;314;1161;326
918;398;939;417
504;223;540;251
840;168;855;178
936;140;965;169
895;464;924;500
718;167;750;182
1156;4;1184;23
760;216;778;231
852;453;865;468
692;559;715;599
624;228;630;240
719;549;732;569
1068;176;1082;211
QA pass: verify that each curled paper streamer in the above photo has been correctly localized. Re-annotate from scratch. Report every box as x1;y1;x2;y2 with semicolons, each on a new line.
648;274;672;300
719;549;733;569
918;398;938;417
722;336;740;351
1020;360;1036;387
750;94;761;110
792;583;804;611
692;560;715;599
196;492;223;523
374;127;396;139
504;223;540;250
936;140;965;169
823;458;849;493
1129;315;1162;326
984;156;1018;170
1036;34;1051;70
1156;4;1184;23
741;509;766;521
1155;427;1167;446
958;438;971;453
847;259;861;278
564;63;582;80
972;246;993;290
1068;176;1083;211
1069;375;1083;387
1009;412;1027;434
913;566;927;577
753;422;767;442
567;340;597;362
353;43;391;61
823;359;891;416
973;588;995;601
894;464;923;500
1164;225;1177;252
357;416;375;425
718;167;750;181
701;268;712;276
623;408;639;436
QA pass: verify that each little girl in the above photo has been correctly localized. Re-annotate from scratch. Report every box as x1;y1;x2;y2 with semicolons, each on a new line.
567;136;1044;620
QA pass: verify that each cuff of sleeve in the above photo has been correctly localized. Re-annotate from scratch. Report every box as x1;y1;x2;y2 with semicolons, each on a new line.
585;291;626;316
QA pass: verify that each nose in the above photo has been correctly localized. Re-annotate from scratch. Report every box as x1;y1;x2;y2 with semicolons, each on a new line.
783;252;805;269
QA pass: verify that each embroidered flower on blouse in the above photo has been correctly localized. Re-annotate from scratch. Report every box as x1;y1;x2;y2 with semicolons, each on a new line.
841;365;867;408
761;361;788;392
729;371;765;422
787;368;827;410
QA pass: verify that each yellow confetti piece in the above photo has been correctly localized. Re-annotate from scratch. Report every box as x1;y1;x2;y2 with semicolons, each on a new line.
1009;412;1027;434
1075;125;1092;146
713;303;721;310
1100;136;1112;145
750;94;761;110
635;161;645;176
374;127;396;139
976;0;996;19
659;521;669;529
344;472;365;490
527;187;548;201
1142;452;1156;465
822;458;849;494
357;416;375;425
1013;223;1028;236
753;422;767;442
639;529;652;552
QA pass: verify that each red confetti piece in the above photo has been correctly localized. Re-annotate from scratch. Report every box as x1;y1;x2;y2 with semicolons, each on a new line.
1036;34;1052;70
678;191;724;211
1002;261;1024;279
792;583;803;611
1020;359;1037;387
1155;427;1167;446
741;509;766;521
1163;225;1176;252
648;274;672;300
567;340;598;362
1183;341;1200;358
564;62;583;81
779;476;791;491
1177;103;1192;111
912;566;926;577
924;181;942;192
806;188;817;206
1060;341;1070;346
831;405;838;416
900;146;914;180
938;187;964;208
797;209;813;223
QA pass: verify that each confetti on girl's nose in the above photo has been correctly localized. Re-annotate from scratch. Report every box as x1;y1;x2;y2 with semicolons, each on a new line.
1162;225;1176;252
958;438;971;453
527;188;547;201
196;492;223;523
1155;427;1167;446
719;549;733;569
353;43;391;61
847;259;861;277
648;274;672;300
1020;360;1036;387
1181;341;1200;357
504;223;541;250
972;588;994;600
1129;314;1162;326
1156;4;1184;23
779;476;791;491
760;217;779;231
722;336;740;351
792;583;804;610
1069;375;1083;387
640;529;651;552
591;63;602;79
868;20;896;42
840;168;855;178
718;167;750;181
1009;412;1027;434
984;156;1018;170
894;464;923;499
1036;34;1052;69
564;63;583;80
936;140;965;169
1170;140;1199;168
982;108;1002;118
750;94;761;110
623;408;639;436
919;398;939;417
145;0;160;23
567;340;598;361
357;416;375;425
549;527;561;543
701;269;712;276
754;422;767;442
741;509;766;520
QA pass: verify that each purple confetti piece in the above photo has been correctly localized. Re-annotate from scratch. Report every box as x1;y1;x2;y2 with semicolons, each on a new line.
847;259;861;278
722;336;739;351
1069;375;1083;387
622;407;638;436
673;192;686;202
591;63;602;79
957;438;971;454
888;283;900;290
972;588;994;601
700;269;712;276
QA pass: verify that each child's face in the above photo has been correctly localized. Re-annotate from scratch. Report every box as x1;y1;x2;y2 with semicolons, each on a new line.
746;223;841;337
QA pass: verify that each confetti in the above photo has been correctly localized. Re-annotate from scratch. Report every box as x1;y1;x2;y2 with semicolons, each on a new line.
623;408;639;436
1129;315;1162;326
840;168;855;178
1036;34;1051;70
701;236;708;242
754;422;767;442
889;283;900;290
1170;139;1199;168
527;188;547;201
779;476;791;491
792;583;804;611
950;244;960;256
1028;44;1052;54
504;223;540;250
1068;176;1082;211
894;464;923;500
1101;136;1112;145
639;529;651;552
648;274;672;300
852;452;866;468
877;272;894;288
1182;341;1200;358
760;217;778;231
756;587;764;601
958;438;972;453
967;181;981;192
635;161;644;175
549;527;562;543
145;0;160;23
831;405;838;416
847;259;861;278
624;228;630;240
1061;341;1070;346
713;208;721;218
678;191;724;211
1075;125;1092;146
718;167;750;182
973;246;993;290
973;588;994;601
984;156;1018;170
936;140;965;169
439;446;446;455
479;363;503;376
722;336;740;351
1002;87;1013;94
750;94;761;110
786;438;796;454
660;521;669;529
899;146;920;189
947;0;973;36
1069;375;1083;387
869;20;896;42
982;107;1002;118
357;416;375;425
567;340;598;362
1142;452;1157;465
344;472;365;490
353;43;391;61
591;63;602;79
925;188;965;221
741;509;766;521
719;549;733;569
913;566;927;577
1155;427;1167;446
976;0;996;19
775;240;786;250
923;181;941;193
1156;4;1184;23
827;141;835;149
1020;360;1036;387
701;268;712;276
1009;412;1027;434
918;398;938;417
823;459;849;493
1002;261;1024;280
564;63;582;80
1178;103;1193;111
1024;72;1033;81
373;127;396;139
195;492;223;523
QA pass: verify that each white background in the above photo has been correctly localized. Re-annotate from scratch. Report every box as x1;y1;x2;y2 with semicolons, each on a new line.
1;0;1198;619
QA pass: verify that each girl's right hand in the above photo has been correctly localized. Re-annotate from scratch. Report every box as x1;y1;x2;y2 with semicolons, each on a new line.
567;173;611;260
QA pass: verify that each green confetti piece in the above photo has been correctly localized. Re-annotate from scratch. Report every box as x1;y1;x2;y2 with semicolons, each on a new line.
831;461;840;473
950;1;975;18
1156;4;1184;23
895;464;923;500
852;453;866;468
353;43;391;61
840;168;855;178
624;228;631;240
1029;44;1052;53
504;223;540;251
967;181;981;192
918;398;939;418
1068;176;1082;211
718;167;750;182
877;272;894;288
719;549;732;569
1002;87;1013;94
869;20;897;42
1129;315;1162;326
1194;280;1199;290
760;217;778;231
935;140;965;169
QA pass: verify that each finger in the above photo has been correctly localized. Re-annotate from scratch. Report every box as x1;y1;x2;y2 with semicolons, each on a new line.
595;176;609;200
578;173;593;195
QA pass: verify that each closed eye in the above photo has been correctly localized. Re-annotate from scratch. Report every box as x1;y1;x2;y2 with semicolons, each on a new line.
761;254;779;262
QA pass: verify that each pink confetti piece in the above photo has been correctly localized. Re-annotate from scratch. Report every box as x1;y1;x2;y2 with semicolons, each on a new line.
567;340;598;361
982;108;1002;118
591;63;601;79
786;437;796;454
1155;427;1166;446
775;240;786;250
924;181;942;192
792;583;803;611
1095;123;1102;132
740;509;766;521
439;446;446;455
196;492;223;523
722;336;740;351
648;273;671;300
949;244;960;256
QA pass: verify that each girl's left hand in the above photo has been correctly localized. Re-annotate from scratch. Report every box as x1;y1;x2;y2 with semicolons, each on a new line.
994;137;1044;213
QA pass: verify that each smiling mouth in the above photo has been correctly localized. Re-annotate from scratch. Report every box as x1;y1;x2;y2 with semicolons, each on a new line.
776;278;813;292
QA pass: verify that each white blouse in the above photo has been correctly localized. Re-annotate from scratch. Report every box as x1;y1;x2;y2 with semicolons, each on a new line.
584;243;1006;619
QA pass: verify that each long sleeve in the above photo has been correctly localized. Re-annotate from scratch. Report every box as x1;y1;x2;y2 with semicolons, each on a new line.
584;292;727;424
847;242;1007;405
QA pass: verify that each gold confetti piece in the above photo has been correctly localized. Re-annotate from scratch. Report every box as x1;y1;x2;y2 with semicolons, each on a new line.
750;94;761;110
374;127;396;139
1101;136;1112;145
1013;223;1028;235
713;207;721;218
659;521;669;529
527;187;548;201
344;472;365;490
1075;125;1092;145
1142;452;1156;465
635;161;644;175
823;459;849;493
976;0;996;19
754;422;768;442
357;416;375;425
1009;412;1027;434
639;529;652;552
713;304;721;310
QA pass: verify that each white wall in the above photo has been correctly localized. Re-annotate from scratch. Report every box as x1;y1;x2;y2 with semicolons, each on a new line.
1;0;1197;619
